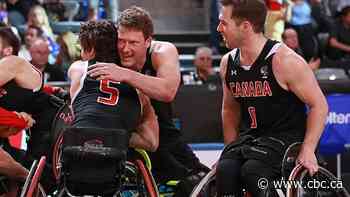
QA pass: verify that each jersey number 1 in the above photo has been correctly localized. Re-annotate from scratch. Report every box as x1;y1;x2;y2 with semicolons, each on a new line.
248;106;257;128
97;79;119;106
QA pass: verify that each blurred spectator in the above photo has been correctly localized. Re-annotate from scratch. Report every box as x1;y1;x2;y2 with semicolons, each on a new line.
18;25;43;61
27;5;54;40
40;0;65;22
29;37;65;82
264;0;289;41
88;0;118;22
27;5;59;64
35;0;79;22
6;0;33;26
336;0;350;14
193;46;215;83
282;28;320;70
309;0;334;33
55;31;80;74
286;0;318;61
0;0;8;24
328;6;350;61
323;6;350;72
62;0;80;21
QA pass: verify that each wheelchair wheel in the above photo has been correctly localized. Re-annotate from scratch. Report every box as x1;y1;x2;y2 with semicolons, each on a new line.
190;169;217;197
52;131;63;182
20;157;47;197
288;165;350;197
120;160;158;197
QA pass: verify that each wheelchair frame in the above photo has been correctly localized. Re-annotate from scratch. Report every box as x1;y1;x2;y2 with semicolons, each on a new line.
190;143;350;197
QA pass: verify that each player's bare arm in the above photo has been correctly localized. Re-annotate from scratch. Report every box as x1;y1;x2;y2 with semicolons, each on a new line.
273;44;328;175
137;41;181;102
220;53;241;145
88;41;181;102
129;91;159;152
0;56;41;89
0;148;28;180
68;60;85;100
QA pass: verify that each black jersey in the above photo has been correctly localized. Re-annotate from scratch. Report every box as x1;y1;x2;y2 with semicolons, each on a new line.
0;71;58;130
72;61;141;131
141;47;181;142
225;39;307;139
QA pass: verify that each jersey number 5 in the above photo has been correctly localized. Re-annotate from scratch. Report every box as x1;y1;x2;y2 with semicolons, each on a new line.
97;79;119;106
248;106;257;128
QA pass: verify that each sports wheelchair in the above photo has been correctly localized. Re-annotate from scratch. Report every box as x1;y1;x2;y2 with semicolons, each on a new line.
50;126;159;197
19;128;159;197
191;142;350;197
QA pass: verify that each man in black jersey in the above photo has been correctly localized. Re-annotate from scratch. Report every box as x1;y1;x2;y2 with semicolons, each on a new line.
215;0;329;196
87;6;209;196
0;26;55;194
68;20;159;152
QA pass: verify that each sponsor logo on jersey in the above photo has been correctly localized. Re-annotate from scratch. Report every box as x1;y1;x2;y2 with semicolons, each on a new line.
260;65;269;79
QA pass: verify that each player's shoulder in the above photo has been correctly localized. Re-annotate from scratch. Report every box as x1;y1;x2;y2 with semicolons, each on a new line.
219;49;238;78
69;60;87;71
272;43;309;79
273;44;307;69
221;48;239;67
0;55;29;68
68;60;87;78
151;40;177;54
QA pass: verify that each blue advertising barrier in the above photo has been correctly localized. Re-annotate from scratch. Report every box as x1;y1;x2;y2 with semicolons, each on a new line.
319;94;350;155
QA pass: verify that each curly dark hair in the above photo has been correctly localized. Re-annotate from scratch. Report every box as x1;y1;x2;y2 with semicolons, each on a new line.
118;6;154;39
79;20;119;63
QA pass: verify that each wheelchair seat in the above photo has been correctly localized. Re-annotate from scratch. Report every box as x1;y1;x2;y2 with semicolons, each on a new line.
60;127;130;196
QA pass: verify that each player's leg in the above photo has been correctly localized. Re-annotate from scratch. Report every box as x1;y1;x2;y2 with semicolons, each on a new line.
241;159;280;197
216;158;244;196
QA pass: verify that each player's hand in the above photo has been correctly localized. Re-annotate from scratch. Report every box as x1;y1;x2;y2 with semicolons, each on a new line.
296;145;318;176
87;63;131;82
15;112;35;129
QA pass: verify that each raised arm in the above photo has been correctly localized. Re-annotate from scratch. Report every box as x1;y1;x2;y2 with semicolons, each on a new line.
129;92;159;152
220;54;241;145
273;45;328;175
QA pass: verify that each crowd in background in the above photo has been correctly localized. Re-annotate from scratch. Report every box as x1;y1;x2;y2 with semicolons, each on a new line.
263;0;350;73
0;0;350;85
0;0;119;83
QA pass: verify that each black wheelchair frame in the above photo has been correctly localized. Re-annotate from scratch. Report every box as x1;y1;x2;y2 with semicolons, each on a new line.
190;142;350;197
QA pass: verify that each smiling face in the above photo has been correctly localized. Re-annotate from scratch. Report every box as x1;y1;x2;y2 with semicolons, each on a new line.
117;25;151;70
217;5;244;49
